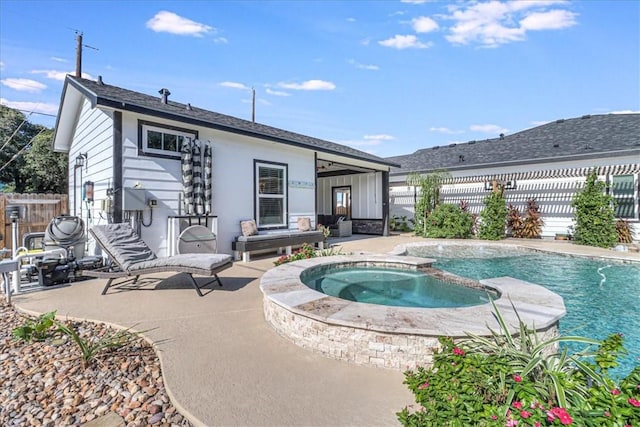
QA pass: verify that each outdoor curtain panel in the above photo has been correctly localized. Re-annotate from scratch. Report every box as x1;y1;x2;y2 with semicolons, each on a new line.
181;139;212;215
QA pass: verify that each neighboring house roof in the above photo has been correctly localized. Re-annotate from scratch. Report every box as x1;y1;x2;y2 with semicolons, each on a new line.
53;75;398;168
388;114;640;176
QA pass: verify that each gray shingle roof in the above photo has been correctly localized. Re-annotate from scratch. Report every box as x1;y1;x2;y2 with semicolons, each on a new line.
388;114;640;175
65;76;398;167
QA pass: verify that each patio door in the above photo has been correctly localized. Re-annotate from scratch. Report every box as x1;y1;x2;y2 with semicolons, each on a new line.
332;186;351;218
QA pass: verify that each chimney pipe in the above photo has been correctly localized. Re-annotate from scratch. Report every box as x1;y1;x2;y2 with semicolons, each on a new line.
159;88;171;104
97;75;104;85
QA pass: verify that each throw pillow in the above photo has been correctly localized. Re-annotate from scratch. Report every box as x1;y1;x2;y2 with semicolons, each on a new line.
297;217;311;232
240;219;258;236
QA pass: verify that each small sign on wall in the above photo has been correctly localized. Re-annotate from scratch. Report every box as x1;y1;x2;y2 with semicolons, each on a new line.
289;180;315;189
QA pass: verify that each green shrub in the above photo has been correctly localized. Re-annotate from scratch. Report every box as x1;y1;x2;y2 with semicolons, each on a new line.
398;301;640;426
478;189;508;240
408;171;450;237
571;170;617;248
12;310;57;342
424;203;474;238
391;215;413;232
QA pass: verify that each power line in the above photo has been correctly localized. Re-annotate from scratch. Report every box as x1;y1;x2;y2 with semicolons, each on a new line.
0;128;47;174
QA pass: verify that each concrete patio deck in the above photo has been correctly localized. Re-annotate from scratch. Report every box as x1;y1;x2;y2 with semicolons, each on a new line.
10;234;640;426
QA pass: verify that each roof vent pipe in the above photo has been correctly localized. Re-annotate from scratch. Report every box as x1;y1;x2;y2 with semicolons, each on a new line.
97;75;104;85
186;103;192;111
159;88;171;104
499;133;505;140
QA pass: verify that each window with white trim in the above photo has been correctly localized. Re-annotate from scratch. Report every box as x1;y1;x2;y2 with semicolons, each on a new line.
255;161;287;228
140;123;196;158
611;174;638;219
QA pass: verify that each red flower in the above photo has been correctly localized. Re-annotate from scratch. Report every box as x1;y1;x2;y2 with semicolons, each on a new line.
520;410;531;419
604;411;611;417
452;347;465;356
491;415;498;420
513;374;522;383
547;407;573;425
513;401;523;409
629;398;640;407
611;388;621;395
417;382;429;390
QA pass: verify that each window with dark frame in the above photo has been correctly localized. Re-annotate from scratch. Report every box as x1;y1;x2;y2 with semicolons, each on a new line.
255;161;287;228
611;174;637;219
139;122;197;158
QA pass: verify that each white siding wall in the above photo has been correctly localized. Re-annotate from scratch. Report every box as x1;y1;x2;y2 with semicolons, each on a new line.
67;100;114;255
317;172;383;219
114;113;316;256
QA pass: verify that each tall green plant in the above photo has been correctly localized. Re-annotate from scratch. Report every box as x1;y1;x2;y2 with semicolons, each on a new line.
424;203;474;238
571;170;617;248
478;186;508;240
407;170;450;237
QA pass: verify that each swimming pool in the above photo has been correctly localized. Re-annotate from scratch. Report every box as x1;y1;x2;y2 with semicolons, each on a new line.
405;243;640;376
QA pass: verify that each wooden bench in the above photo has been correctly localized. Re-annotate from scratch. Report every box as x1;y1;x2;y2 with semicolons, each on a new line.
232;231;325;262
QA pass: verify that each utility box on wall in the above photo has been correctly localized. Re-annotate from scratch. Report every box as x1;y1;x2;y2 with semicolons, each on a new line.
123;188;146;211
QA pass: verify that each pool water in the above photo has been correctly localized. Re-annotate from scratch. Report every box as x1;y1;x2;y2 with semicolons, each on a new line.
302;266;490;308
409;246;640;377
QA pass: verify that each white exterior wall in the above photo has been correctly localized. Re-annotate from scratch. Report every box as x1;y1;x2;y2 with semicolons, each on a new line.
68;99;114;245
109;112;317;256
390;155;639;239
317;172;383;219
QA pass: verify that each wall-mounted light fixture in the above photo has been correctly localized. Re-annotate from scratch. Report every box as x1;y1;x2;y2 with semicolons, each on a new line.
75;152;88;171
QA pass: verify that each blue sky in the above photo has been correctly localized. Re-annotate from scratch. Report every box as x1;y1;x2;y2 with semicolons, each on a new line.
1;0;638;158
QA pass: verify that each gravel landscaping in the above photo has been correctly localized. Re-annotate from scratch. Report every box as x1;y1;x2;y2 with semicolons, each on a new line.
0;301;191;426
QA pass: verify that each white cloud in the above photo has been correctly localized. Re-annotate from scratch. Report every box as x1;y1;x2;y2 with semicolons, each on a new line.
348;59;379;71
445;1;577;47
265;88;290;97
429;126;463;134
364;134;395;141
339;139;382;147
531;120;551;126
277;80;336;91
0;98;59;115
379;34;431;49
401;0;430;4
412;16;439;33
520;9;577;30
31;70;92;81
470;124;508;134
146;11;213;37
219;81;250;90
51;57;67;63
608;110;640;114
213;37;228;44
1;78;46;93
347;17;356;22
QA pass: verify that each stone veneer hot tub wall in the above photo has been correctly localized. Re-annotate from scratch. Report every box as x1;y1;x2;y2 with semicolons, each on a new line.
260;254;566;371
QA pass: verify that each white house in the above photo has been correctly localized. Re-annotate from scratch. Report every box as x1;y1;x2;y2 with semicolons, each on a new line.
53;75;398;256
387;114;640;239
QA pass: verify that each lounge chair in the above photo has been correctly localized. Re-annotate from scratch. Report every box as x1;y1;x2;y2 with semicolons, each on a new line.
84;223;233;296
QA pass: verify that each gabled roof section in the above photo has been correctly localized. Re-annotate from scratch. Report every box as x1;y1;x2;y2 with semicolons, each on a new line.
388;114;640;175
54;75;398;168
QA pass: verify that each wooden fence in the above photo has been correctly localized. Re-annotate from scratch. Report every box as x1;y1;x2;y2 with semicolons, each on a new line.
0;193;69;257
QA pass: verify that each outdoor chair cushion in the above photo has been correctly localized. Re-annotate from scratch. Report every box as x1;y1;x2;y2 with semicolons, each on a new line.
297;217;312;232
240;219;258;236
91;223;157;270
